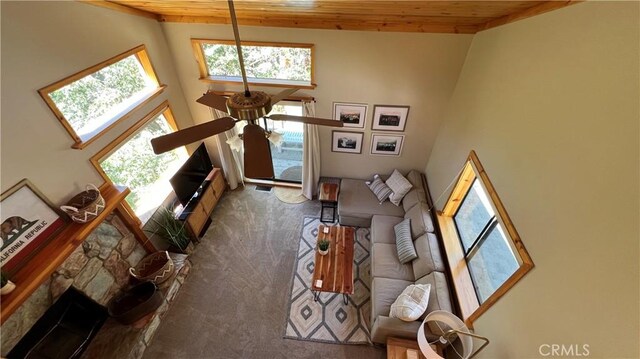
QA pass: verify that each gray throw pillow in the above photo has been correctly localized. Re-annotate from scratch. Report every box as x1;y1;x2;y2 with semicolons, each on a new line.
366;175;392;203
386;170;413;206
394;218;417;264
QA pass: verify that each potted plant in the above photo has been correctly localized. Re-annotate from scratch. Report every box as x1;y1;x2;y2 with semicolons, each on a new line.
151;206;191;254
1;271;16;295
318;239;330;256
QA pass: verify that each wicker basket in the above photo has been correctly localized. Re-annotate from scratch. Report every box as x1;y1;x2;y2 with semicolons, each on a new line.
60;184;105;223
129;251;175;285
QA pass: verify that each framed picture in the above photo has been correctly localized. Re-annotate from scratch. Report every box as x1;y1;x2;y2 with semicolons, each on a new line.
333;102;368;128
331;131;364;154
1;179;67;275
370;134;405;156
371;105;410;132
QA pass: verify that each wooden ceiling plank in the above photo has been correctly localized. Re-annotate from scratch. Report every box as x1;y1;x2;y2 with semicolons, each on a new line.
184;12;493;26
108;1;545;18
480;0;582;31
82;0;160;20
159;14;479;34
82;0;576;34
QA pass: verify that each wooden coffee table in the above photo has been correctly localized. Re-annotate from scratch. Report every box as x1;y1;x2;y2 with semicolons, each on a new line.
311;224;354;304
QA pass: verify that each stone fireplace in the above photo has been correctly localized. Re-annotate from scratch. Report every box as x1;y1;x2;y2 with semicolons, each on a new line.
1;213;148;356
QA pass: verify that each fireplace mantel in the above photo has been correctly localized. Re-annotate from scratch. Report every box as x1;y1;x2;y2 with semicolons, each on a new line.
0;183;154;324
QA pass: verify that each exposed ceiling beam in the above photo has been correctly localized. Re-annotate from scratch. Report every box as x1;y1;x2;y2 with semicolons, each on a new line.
80;0;160;20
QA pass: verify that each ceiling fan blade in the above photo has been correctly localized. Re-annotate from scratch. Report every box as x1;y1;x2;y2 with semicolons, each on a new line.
196;92;229;113
270;88;298;105
151;117;236;154
269;114;344;127
242;124;275;179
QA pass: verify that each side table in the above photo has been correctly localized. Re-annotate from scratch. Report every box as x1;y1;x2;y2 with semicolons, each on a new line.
318;182;339;223
387;337;443;359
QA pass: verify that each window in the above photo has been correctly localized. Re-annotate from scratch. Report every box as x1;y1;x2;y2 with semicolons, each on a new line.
39;45;165;149
91;102;188;224
192;39;315;88
438;151;533;326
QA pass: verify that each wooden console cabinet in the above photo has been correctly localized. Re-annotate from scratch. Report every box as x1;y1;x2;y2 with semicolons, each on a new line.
181;168;225;239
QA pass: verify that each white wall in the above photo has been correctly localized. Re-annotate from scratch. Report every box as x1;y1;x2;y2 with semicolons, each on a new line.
426;2;639;358
159;22;472;179
0;1;194;203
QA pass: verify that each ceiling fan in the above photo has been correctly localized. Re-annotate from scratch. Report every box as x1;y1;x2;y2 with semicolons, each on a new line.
150;0;343;179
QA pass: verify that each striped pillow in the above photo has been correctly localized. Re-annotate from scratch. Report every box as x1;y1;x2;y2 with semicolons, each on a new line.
366;175;392;203
394;218;417;264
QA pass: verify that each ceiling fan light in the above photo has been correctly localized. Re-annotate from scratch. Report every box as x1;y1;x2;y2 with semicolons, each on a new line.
226;135;243;152
267;131;283;147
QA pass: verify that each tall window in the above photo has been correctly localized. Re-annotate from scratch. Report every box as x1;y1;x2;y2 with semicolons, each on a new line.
39;45;165;149
192;39;315;88
454;179;520;303
91;102;188;224
438;151;533;326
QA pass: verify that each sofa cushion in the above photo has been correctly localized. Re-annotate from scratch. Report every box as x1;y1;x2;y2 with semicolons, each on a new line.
370;315;436;344
402;188;428;212
412;233;446;278
371;277;412;320
389;284;431;322
406;170;425;192
394;219;417;264
372;243;415;281
366;175;392;203
338;178;404;227
415;271;453;324
371;215;404;244
404;202;435;238
386;170;413;206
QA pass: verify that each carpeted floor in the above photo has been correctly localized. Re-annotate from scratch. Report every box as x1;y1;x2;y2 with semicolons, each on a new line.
143;185;384;359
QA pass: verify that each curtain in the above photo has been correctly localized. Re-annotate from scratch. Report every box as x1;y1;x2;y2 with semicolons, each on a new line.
302;100;321;199
210;108;245;190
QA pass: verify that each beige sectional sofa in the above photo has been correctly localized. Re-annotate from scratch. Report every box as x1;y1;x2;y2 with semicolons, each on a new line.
338;170;454;344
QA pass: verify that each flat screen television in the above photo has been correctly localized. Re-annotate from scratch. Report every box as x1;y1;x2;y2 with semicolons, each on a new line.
170;143;213;206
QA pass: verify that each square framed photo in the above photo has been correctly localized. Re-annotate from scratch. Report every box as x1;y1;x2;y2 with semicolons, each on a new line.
371;105;410;132
333;102;368;128
1;179;67;275
332;131;364;154
370;134;405;156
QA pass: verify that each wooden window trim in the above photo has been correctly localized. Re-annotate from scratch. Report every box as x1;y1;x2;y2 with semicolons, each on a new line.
89;100;178;182
191;38;316;89
89;100;179;227
38;45;166;149
439;150;534;327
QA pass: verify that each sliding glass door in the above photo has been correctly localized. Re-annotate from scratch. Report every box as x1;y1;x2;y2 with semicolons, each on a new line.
260;101;304;183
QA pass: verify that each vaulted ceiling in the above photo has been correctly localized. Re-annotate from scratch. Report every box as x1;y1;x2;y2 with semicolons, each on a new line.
87;0;579;34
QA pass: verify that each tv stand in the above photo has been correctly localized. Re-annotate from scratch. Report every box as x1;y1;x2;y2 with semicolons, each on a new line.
177;168;225;240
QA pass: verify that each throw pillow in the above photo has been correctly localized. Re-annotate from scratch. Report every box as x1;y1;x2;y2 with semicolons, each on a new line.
389;284;431;322
386;170;413;206
394;218;417;264
366;174;392;203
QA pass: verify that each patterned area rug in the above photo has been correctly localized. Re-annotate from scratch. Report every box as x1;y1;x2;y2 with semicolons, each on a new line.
274;186;308;204
284;217;372;344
